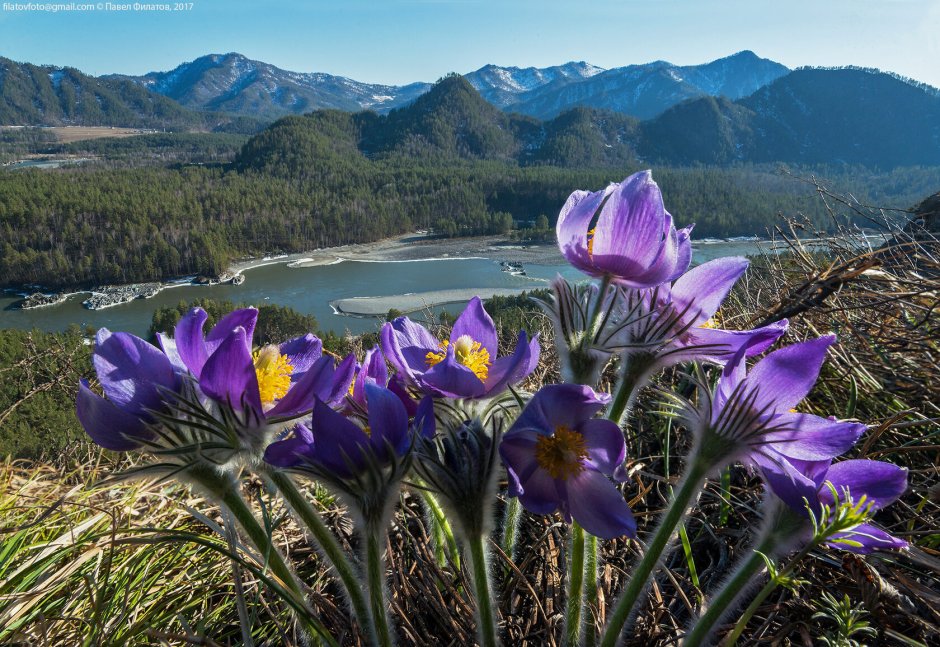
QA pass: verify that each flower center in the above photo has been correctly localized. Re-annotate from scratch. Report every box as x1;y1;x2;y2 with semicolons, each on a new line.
586;227;597;256
535;426;589;480
700;318;718;329
253;345;294;404
425;334;491;381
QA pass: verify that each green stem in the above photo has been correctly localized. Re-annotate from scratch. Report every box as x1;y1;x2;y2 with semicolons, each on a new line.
565;521;586;647
607;353;652;426
186;465;338;647
467;533;499;647
268;471;374;643
684;536;774;646
422;490;461;569
599;458;711;647
365;528;394;647
501;496;522;564
722;542;816;646
584;533;599;647
586;275;612;341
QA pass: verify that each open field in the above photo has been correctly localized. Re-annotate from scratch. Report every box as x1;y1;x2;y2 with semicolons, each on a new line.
1;125;158;144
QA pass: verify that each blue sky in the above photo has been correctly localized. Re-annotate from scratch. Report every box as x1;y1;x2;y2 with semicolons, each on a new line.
1;0;938;86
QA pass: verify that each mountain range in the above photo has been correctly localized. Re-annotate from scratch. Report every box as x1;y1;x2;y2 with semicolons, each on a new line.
1;51;939;168
236;71;940;170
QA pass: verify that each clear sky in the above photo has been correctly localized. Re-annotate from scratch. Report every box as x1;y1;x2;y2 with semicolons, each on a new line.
1;0;938;86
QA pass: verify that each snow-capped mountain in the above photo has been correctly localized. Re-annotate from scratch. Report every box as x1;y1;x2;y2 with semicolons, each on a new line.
504;51;790;119
118;51;788;121
114;53;431;120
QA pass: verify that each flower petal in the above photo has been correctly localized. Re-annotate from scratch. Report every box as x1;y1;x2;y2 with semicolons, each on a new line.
76;379;151;451
366;383;410;457
280;334;323;381
671;257;749;326
668;224;694;282
206;308;258;356
483;331;540;396
592;171;666;267
157;333;188;374
556;186;609;274
818;459;908;510
746;335;837;413
510;383;609;436
451;296;498;359
420;344;487;398
309;399;371;478
579;419;627;479
829;523;907;554
199;326;263;419
668;321;787;367
174;307;209;377
381;317;439;383
567;469;637;539
93;329;177;415
263;424;315;468
760;413;865;461
753;451;823;512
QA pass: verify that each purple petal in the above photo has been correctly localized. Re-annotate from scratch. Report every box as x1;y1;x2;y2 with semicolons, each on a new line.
592;171;666;267
669;322;787;367
414;395;436;439
205;308;258;356
263;424;315;468
76;380;151;451
420;343;487;398
93;329;177;415
829;523;908;554
509;384;609;436
353;346;389;406
267;355;333;418
754;452;822;512
451;297;498;360
199;326;263;418
157;333;188;374
381;318;439;383
174;307;209;377
309;399;371;478
746;335;837;413
483;331;540;396
567;469;637;539
365;384;410;456
818;459;908;510
668;224;694;282
516;464;563;515
280;334;323;380
556;186;609;274
499;429;542;496
671;257;749;326
323;354;358;408
760;413;865;461
388;375;419;416
579;419;627;479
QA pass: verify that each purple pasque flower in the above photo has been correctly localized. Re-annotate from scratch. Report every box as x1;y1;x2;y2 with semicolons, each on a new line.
611;257;788;369
76;328;180;451
161;307;355;429
264;384;413;480
499;384;636;539
757;455;908;553
695;335;866;472
556;170;693;289
347;345;390;409
381;296;539;399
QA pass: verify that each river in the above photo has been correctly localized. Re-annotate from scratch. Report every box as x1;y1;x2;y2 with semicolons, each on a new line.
0;240;767;338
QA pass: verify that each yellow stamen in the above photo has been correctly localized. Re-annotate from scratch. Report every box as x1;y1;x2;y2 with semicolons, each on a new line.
586;227;597;256
535;426;589;480
425;334;491;381
700;318;718;329
253;345;294;404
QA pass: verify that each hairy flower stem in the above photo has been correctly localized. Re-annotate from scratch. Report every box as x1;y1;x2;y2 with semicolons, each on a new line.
600;457;711;647
422;490;461;569
186;465;338;646
584;533;600;647
566;521;587;647
683;535;775;646
607;353;654;427
268;471;375;644
365;526;395;647
501;496;522;564
467;533;499;647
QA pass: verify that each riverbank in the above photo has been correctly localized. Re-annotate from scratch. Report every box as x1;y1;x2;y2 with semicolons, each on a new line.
332;287;534;317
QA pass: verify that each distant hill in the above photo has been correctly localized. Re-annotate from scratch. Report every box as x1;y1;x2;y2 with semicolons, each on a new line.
0;57;261;132
237;70;940;171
